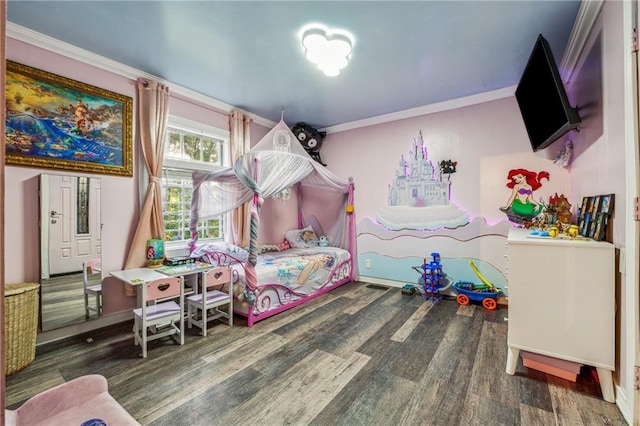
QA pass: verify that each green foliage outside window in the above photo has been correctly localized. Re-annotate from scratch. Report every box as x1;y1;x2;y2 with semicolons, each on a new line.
166;130;221;165
163;126;226;243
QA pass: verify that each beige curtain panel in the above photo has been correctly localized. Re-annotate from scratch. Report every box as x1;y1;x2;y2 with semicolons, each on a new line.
123;79;170;295
230;110;252;248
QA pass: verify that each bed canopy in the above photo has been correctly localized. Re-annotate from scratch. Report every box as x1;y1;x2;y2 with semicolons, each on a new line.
189;118;355;294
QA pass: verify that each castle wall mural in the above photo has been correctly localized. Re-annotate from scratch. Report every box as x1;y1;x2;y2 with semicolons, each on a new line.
376;132;469;231
359;131;510;296
387;131;450;208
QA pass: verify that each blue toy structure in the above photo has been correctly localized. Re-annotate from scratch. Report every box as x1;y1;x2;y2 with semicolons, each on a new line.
412;252;443;302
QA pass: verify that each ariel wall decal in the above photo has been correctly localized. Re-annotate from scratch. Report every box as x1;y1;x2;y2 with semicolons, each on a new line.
499;168;550;225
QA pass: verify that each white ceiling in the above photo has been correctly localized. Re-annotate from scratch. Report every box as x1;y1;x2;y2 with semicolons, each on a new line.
7;1;582;130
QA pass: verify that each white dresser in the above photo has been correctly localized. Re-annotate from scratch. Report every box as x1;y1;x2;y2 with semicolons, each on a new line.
505;228;615;402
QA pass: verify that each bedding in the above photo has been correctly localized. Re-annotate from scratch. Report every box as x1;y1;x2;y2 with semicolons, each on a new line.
192;244;352;326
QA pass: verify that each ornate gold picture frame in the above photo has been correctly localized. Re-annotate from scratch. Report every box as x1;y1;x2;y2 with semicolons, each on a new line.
5;60;133;176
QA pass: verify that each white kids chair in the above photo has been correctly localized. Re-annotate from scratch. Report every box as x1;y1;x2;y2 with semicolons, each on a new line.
132;276;184;358
82;258;102;319
187;266;233;336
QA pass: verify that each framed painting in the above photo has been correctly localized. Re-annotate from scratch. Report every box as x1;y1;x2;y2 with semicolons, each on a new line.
593;213;607;241
592;196;602;216
579;212;591;237
599;194;614;215
587;214;598;239
577;196;587;223
5;60;133;176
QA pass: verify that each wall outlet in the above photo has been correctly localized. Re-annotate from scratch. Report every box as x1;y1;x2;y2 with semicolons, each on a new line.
365;259;371;268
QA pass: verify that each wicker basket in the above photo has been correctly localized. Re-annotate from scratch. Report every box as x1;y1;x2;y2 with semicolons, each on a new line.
5;282;40;375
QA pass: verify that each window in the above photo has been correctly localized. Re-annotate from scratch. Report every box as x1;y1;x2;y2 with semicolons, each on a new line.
76;176;89;234
161;118;230;248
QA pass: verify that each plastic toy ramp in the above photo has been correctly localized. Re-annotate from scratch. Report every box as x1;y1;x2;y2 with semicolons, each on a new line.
468;260;497;290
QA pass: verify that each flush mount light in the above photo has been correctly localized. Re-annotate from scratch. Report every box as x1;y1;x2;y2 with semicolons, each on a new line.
301;25;354;77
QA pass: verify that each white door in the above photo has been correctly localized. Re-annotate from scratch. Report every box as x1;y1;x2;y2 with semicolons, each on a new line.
47;175;101;275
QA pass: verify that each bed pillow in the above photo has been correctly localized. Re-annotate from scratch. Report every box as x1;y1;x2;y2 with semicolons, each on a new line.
192;242;249;266
220;242;249;260
285;225;319;248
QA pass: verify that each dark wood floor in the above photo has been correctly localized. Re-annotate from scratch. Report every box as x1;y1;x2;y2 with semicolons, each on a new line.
41;272;101;330
6;281;627;425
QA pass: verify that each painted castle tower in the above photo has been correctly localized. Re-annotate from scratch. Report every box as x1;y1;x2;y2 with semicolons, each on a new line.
387;132;450;207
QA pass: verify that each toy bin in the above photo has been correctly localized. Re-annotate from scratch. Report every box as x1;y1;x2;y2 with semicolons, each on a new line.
521;351;582;382
5;282;40;375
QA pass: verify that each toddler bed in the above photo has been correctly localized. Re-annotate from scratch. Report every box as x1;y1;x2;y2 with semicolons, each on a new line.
189;119;357;326
191;243;352;326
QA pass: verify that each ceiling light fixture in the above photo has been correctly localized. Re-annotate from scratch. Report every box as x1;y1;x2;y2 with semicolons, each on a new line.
301;25;354;77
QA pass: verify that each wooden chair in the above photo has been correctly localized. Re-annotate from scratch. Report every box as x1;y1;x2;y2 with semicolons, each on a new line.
187;267;233;336
82;259;102;319
133;276;184;358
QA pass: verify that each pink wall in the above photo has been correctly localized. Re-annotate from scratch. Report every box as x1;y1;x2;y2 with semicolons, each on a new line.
5;39;139;298
562;0;629;396
567;5;626;244
322;97;571;225
258;194;300;245
319;96;571;289
4;37;269;318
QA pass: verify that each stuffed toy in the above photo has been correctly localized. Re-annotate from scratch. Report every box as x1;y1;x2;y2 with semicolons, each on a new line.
291;122;327;166
318;236;329;247
277;239;290;251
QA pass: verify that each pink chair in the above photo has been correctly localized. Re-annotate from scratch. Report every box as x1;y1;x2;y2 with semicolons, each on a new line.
187;266;233;336
132;276;184;358
82;259;102;319
5;374;139;425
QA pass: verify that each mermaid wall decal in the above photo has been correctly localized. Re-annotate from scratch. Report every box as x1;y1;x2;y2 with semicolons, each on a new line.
500;168;550;224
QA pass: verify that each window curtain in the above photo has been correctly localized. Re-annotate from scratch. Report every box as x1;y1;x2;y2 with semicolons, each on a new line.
123;79;170;290
230;110;252;247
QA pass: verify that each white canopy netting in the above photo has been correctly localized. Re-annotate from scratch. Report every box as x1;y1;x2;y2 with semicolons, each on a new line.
189;118;355;292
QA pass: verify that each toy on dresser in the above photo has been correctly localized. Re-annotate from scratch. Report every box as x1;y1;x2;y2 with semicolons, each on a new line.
529;194;589;240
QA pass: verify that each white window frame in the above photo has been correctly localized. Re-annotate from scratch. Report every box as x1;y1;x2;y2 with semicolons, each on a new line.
162;116;231;253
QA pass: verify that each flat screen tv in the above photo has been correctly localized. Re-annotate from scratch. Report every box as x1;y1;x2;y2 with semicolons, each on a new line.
515;34;580;152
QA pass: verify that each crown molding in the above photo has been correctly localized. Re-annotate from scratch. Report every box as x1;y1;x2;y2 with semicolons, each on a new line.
6;22;275;128
559;0;604;82
321;85;516;134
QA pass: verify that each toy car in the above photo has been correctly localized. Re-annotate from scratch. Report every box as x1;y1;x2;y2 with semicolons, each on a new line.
453;281;501;310
401;284;418;295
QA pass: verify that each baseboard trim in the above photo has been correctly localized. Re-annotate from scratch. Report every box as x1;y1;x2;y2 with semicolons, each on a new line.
36;311;132;346
359;276;405;288
614;384;632;425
